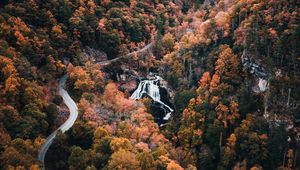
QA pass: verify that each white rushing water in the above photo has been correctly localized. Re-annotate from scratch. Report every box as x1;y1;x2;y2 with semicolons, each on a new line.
130;76;173;120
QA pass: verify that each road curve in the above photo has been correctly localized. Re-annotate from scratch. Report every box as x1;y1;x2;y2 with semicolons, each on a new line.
38;75;78;169
38;43;152;168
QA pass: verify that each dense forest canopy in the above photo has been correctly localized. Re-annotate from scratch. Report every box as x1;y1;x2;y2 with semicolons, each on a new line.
0;0;299;169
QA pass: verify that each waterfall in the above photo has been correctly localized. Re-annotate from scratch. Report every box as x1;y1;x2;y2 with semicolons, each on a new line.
130;76;173;120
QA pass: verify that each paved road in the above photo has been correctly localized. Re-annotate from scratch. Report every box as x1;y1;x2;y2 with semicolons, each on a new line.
38;75;78;169
38;43;152;169
99;43;152;66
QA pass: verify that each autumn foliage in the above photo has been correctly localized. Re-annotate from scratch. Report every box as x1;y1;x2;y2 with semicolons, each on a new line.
0;0;299;169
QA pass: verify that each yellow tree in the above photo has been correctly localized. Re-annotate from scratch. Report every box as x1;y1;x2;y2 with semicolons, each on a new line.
167;160;184;170
162;33;175;53
110;137;133;152
108;149;140;170
221;133;237;168
68;64;95;92
0;56;17;79
103;82;134;113
210;74;220;93
101;0;111;6
215;45;240;83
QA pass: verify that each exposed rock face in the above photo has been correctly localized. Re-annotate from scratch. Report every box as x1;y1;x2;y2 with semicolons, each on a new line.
82;47;107;62
258;78;268;92
253;78;269;93
241;50;269;93
159;79;175;102
241;51;300;142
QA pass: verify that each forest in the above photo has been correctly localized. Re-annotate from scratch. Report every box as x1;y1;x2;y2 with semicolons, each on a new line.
0;0;299;170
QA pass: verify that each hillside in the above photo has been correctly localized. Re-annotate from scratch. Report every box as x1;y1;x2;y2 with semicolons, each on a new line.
0;0;299;169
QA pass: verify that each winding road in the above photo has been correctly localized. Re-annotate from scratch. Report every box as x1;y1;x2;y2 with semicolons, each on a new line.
38;43;153;169
38;75;78;169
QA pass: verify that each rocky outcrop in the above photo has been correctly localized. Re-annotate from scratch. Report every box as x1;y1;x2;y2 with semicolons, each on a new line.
241;50;269;93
